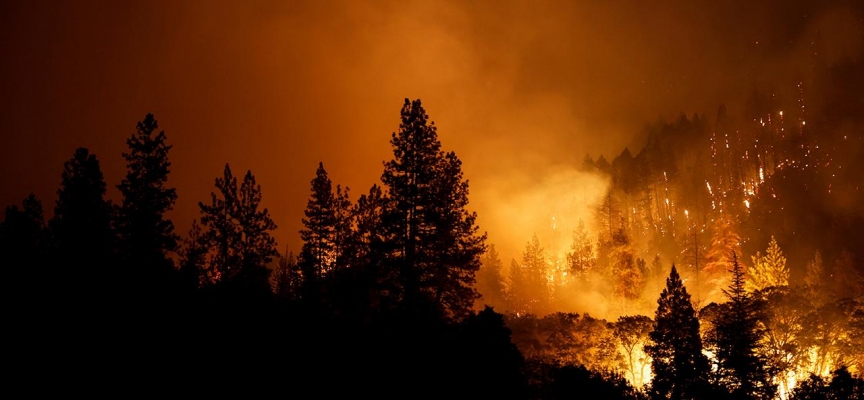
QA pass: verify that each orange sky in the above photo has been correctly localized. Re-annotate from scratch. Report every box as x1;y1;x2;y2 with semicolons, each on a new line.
1;0;862;256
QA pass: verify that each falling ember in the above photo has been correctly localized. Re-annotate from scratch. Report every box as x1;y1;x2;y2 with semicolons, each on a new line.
744;199;750;208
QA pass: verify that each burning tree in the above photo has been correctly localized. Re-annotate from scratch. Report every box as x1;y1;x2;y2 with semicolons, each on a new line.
748;236;789;292
613;315;654;387
703;214;744;304
759;286;812;399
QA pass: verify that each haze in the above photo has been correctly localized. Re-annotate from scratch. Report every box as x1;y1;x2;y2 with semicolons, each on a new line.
2;0;862;258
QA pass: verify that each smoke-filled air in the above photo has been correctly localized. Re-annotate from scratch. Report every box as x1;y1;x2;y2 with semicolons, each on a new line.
2;0;863;398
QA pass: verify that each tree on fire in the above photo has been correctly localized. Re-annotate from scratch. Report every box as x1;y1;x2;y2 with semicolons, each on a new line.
702;214;744;303
613;315;654;388
748;236;789;292
380;98;486;320
759;286;812;398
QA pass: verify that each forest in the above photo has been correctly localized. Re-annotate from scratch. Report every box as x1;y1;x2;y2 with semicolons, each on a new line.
5;0;864;398
4;78;863;398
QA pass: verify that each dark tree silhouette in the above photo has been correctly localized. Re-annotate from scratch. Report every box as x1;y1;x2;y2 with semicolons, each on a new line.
567;219;596;281
476;244;507;310
791;366;864;400
455;306;528;398
271;249;302;302
49;148;115;302
198;164;277;293
178;218;206;290
115;113;179;292
645;264;711;400
198;164;240;282
380;98;486;320
298;162;351;303
707;252;776;400
519;233;549;315
300;162;338;282
544;365;643;400
0;194;46;303
1;194;45;264
344;184;395;318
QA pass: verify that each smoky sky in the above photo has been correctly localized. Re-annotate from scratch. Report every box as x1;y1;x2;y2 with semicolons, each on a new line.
1;0;862;255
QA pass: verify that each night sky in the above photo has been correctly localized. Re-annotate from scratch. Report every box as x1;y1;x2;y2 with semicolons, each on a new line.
2;0;862;255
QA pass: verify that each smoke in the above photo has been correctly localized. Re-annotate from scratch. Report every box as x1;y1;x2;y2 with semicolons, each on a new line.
1;0;862;264
474;166;608;266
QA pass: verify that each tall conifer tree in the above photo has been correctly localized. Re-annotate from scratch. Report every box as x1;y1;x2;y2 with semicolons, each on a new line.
116;113;178;288
645;265;711;400
380;98;486;320
50;148;115;304
710;252;776;399
198;164;277;291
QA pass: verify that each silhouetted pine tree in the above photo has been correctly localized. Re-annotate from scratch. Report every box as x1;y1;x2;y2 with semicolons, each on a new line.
299;162;337;282
567;219;596;281
0;194;46;304
198;164;277;295
380;98;486;321
298;162;351;306
427;151;486;318
0;194;44;257
518;234;549;315
645;264;711;400
476;244;506;310
346;184;394;318
49;148;116;303
115;113;179;294
178;218;206;290
271;249;302;302
709;252;776;400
